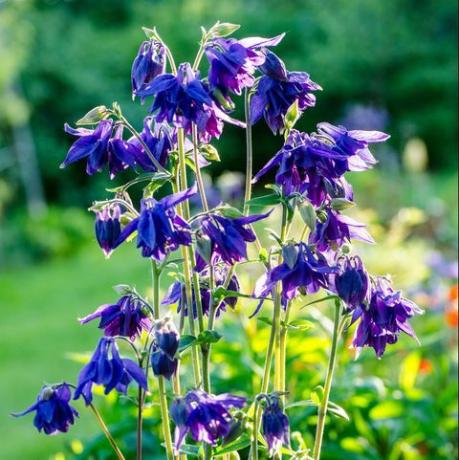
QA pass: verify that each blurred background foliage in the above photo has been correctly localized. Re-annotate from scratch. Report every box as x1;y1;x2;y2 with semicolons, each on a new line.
0;0;457;459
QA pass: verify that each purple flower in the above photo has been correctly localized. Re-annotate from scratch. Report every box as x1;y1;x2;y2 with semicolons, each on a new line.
131;40;166;97
317;122;389;172
250;51;321;133
261;394;290;457
206;34;284;96
94;205;122;257
253;129;354;205
118;185;197;260
254;243;335;311
309;208;374;252
170;390;246;452
162;257;240;317
74;337;147;404
351;277;423;358
13;383;78;435
198;212;269;265
151;317;180;380
79;294;151;340
333;256;370;309
127;117;173;172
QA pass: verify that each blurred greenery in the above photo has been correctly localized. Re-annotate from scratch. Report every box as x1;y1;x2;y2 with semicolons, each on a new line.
0;1;458;459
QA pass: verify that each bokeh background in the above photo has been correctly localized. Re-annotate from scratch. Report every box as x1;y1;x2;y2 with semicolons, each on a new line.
0;1;457;459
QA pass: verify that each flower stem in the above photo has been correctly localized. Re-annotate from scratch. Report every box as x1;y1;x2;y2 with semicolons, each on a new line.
312;300;343;460
243;89;253;216
89;403;126;460
151;260;175;460
191;123;209;212
278;300;292;405
137;384;144;460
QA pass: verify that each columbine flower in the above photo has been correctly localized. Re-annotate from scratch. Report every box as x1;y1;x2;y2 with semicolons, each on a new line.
206;34;284;97
261;394;290;457
13;383;78;435
127;117;173;171
131;40;166;97
254;243;335;312
151;317;180;380
317;122;389;172
94;205;122;257
79;294;151;340
170;390;246;452
250;51;321;133
162;256;240;317
198;212;269;265
309;208;374;252
351;277;423;358
74;337;147;404
117;185;197;260
333;256;370;309
62;119;114;175
253;129;354;205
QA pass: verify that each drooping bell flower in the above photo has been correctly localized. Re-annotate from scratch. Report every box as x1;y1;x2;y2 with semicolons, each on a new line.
131;40;166;97
261;394;290;457
61;119;114;175
94;205;122;257
117;185;197;260
317;122;389;172
151;317;180;380
170;390;246;452
253;129;354;205
250;51;321;133
127;117;173;172
12;383;78;435
206;34;284;97
198;212;270;265
105;124;138;178
351;277;423;358
74;337;147;405
309;208;374;252
254;243;335;313
162;256;240;317
79;294;151;340
333;256;370;310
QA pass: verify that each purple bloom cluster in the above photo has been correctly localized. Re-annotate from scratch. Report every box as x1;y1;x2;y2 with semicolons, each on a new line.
170;390;246;452
13;383;78;435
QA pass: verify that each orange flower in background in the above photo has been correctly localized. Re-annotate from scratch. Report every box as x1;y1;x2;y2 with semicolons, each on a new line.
419;358;433;375
445;284;458;328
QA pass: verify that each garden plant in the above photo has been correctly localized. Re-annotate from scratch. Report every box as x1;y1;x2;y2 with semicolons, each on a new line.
14;22;423;460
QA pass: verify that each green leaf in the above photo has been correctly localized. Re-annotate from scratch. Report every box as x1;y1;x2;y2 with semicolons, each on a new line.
246;194;281;207
286;319;314;331
399;351;421;392
178;443;201;457
200;144;220;162
218;205;244;218
197;330;222;345
178;335;196;353
142;26;157;39
215;435;250;455
258;316;273;326
300;295;340;309
76;105;109;125
328;401;350;421
299;201;316;233
208;22;240;38
283;100;301;132
369;400;403;419
331;198;355;211
106;171;170;193
311;386;324;405
285;399;317;410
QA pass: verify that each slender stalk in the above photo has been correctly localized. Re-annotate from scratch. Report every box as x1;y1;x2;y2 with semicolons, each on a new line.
191;123;209;212
278;301;292;405
151;260;175;460
137;384;144;460
89;404;126;460
243;89;253;216
312;301;343;460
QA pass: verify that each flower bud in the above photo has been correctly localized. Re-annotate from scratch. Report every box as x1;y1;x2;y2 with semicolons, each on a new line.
94;205;121;257
334;256;370;309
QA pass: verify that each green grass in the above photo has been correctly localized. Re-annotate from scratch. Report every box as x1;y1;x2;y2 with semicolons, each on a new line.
0;244;154;460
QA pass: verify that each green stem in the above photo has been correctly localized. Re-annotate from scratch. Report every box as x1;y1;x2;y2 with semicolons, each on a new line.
243;89;253;216
151;260;175;460
89;404;126;460
137;384;144;460
191;123;209;212
312;301;343;460
279;301;292;405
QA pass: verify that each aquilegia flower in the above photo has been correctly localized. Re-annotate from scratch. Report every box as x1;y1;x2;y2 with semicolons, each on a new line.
131;39;166;97
254;243;335;312
118;184;197;260
317;122;389;172
151;317;180;380
351;277;423;358
94;205;123;257
162;256;240;317
79;294;151;340
333;256;370;309
250;51;321;133
13;383;78;435
309;208;374;252
170;390;246;452
74;337;147;404
206;34;284;97
261;394;290;457
253;129;354;204
198;212;269;265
